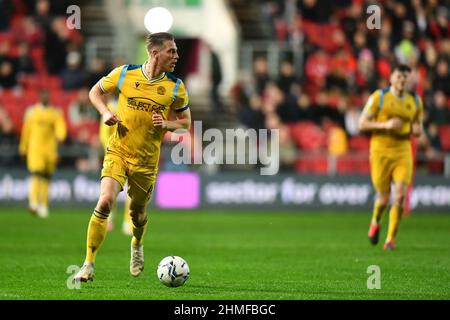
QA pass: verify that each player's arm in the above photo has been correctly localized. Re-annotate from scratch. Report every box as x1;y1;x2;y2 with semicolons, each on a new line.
152;108;191;132
358;92;402;132
89;66;124;126
153;80;191;132
89;83;121;126
358;113;403;131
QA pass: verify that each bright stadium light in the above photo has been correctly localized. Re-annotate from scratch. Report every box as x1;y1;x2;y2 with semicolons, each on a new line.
144;7;173;33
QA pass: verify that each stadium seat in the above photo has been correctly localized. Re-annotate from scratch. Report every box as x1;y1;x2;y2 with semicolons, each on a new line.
289;121;327;151
18;74;40;90
439;125;450;151
294;153;328;175
0;90;26;134
336;154;370;175
427;159;444;174
348;135;370;151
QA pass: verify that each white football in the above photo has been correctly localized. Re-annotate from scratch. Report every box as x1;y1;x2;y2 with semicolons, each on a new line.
157;256;190;287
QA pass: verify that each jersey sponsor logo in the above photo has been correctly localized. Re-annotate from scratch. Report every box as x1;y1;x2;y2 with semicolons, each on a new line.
157;86;166;95
127;97;166;112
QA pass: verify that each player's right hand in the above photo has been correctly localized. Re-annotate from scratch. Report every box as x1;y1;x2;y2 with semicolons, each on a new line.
102;110;121;126
385;117;403;130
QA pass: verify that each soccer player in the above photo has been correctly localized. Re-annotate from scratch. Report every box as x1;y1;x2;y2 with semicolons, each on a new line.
74;32;191;282
99;97;132;235
19;89;67;218
359;64;423;250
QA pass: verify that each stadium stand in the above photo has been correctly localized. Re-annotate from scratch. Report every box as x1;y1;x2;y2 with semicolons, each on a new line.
0;0;449;175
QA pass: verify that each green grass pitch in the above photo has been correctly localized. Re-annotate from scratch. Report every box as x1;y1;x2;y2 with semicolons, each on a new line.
0;208;449;300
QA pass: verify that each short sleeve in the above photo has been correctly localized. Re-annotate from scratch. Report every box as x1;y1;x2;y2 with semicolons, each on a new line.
98;65;124;93
172;80;189;112
362;90;380;117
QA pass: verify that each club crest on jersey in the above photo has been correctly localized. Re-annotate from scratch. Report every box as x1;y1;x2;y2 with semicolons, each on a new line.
135;82;140;88
406;104;411;110
157;86;166;95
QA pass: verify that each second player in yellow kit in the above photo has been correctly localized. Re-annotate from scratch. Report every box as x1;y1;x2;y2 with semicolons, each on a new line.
75;32;192;282
359;64;423;250
19;90;67;218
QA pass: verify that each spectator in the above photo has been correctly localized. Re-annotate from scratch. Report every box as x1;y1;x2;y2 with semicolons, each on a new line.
0;40;13;64
0;114;19;166
86;58;107;89
61;51;85;90
45;17;71;74
33;0;52;32
277;60;300;95
305;49;330;89
278;125;297;171
253;56;271;95
427;90;450;126
340;2;361;40
356;48;377;91
14;17;44;47
428;6;450;40
0;60;18;89
210;48;223;112
426;123;442;153
238;95;266;130
394;22;419;65
72;128;100;173
16;42;35;75
0;0;13;31
68;87;99;126
297;0;332;23
296;93;318;123
433;59;450;95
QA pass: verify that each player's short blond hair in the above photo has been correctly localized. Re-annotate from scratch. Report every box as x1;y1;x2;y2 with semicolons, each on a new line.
146;32;174;52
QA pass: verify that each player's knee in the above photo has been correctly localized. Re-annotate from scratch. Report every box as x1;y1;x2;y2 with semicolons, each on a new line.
377;193;390;206
96;195;115;213
130;213;147;227
394;193;405;206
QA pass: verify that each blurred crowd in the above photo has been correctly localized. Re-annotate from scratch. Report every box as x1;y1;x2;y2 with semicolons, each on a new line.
0;0;122;172
232;0;450;174
1;0;449;175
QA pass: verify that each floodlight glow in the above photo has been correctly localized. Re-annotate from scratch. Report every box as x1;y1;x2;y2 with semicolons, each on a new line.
144;7;173;33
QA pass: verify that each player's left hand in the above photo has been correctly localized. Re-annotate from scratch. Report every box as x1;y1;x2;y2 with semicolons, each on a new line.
152;111;167;129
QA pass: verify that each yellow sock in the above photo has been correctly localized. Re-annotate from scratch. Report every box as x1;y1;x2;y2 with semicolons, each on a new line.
29;175;40;207
39;178;49;208
131;216;148;247
85;210;109;264
371;200;387;224
387;205;403;242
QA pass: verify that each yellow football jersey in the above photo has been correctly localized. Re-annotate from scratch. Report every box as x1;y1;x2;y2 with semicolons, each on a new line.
19;104;67;158
363;88;423;156
98;64;189;166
